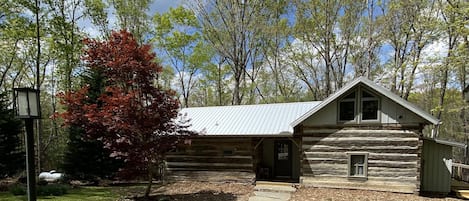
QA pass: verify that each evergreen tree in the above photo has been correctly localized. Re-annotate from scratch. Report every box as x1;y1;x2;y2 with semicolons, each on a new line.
61;68;122;181
0;92;25;178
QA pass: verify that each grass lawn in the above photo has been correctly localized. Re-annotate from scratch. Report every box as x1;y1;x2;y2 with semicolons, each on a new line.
0;185;148;201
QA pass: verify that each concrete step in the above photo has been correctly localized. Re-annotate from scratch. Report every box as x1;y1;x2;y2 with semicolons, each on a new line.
254;184;296;193
248;196;281;201
255;181;293;186
254;191;291;199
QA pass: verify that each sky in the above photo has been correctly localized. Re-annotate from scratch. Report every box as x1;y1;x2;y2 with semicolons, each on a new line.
150;0;184;14
79;0;185;38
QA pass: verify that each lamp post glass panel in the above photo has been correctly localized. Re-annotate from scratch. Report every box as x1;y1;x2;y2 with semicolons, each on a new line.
13;88;40;201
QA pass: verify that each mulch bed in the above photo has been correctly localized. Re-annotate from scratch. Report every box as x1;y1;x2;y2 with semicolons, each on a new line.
290;187;464;201
133;181;254;201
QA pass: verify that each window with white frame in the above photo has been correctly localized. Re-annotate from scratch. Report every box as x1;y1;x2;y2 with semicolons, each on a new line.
338;87;380;123
347;153;368;178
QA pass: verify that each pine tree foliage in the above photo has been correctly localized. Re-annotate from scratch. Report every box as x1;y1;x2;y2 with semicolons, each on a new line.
61;68;122;181
0;92;24;178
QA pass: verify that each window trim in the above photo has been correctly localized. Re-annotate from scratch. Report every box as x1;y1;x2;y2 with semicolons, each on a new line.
347;152;368;179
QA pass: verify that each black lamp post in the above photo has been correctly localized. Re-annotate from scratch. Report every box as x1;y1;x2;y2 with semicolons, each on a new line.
13;88;41;201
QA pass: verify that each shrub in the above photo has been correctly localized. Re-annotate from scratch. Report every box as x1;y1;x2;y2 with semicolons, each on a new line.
8;184;26;195
37;184;69;196
9;183;69;196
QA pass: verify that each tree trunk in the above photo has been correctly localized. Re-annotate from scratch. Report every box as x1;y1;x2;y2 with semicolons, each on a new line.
144;164;153;198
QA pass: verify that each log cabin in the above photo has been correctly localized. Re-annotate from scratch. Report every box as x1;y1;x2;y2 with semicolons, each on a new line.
167;77;459;194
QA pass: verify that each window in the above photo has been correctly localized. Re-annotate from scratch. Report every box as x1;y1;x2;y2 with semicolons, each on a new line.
223;149;234;156
338;88;380;123
339;92;356;121
361;91;379;120
347;153;368;178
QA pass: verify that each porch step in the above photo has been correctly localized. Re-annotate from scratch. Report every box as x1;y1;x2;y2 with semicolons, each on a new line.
249;182;296;201
249;191;291;201
254;182;297;193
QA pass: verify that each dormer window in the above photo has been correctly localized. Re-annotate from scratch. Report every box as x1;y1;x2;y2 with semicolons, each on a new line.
339;92;356;121
361;91;379;121
338;87;380;123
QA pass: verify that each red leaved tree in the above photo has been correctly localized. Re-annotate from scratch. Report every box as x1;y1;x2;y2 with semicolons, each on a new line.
59;30;193;197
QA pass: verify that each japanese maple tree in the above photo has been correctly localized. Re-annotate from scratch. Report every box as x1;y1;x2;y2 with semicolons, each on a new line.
59;30;193;197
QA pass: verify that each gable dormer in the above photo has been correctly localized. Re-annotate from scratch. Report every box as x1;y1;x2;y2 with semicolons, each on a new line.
291;77;439;128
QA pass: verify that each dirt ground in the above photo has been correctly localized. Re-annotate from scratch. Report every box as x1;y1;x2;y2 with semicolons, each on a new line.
137;181;254;201
290;187;464;201
136;182;464;201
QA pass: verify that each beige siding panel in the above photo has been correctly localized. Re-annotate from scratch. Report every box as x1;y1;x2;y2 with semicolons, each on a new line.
381;97;425;124
303;100;338;126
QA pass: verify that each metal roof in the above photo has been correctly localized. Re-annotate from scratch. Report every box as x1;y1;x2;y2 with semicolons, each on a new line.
179;101;320;136
291;77;440;127
423;137;467;149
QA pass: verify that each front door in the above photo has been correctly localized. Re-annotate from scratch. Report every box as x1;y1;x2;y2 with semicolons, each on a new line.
274;140;292;178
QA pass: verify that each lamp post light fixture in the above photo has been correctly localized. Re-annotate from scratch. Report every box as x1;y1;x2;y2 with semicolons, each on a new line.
13;88;41;201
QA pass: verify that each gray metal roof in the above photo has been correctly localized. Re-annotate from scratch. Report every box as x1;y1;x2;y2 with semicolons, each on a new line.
179;101;320;136
291;77;440;127
423;137;467;149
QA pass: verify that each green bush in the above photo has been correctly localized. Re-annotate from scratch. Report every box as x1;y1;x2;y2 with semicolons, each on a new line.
37;184;69;196
8;183;69;196
8;184;26;195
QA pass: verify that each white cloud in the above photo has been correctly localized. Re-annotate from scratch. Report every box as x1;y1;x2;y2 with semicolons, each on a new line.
421;38;448;62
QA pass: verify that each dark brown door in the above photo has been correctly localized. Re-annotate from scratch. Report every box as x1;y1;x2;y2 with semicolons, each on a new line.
274;140;292;178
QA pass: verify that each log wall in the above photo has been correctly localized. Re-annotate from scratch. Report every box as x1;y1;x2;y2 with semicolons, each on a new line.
166;137;255;183
300;128;422;193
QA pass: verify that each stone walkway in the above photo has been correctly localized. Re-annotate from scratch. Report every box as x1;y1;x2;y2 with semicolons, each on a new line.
248;181;296;201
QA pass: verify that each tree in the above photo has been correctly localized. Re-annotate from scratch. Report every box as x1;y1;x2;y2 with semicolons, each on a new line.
380;0;439;99
61;68;123;181
293;0;364;98
0;92;24;178
193;0;268;104
59;30;194;197
152;6;212;108
110;0;153;43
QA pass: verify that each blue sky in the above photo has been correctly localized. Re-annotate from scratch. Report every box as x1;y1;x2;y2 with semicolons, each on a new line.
79;0;184;37
149;0;184;14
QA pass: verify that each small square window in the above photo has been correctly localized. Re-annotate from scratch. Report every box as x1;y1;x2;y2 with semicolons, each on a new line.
223;149;234;156
348;153;368;178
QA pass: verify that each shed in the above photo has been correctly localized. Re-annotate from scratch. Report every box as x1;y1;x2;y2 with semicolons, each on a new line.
421;138;466;193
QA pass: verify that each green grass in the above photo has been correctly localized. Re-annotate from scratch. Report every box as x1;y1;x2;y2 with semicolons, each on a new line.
0;185;148;201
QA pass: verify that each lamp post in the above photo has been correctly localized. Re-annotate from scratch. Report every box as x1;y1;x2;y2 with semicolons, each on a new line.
464;85;469;164
13;88;41;201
